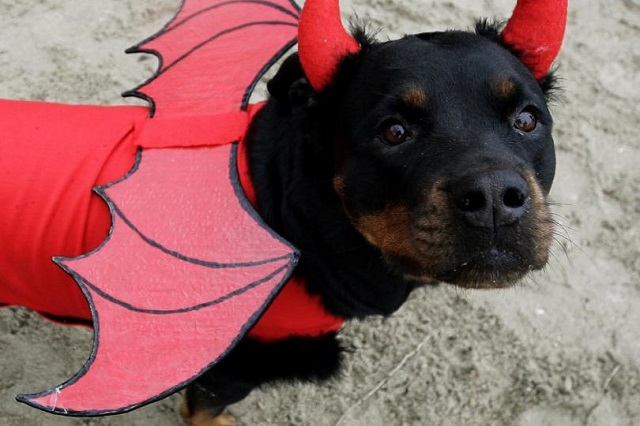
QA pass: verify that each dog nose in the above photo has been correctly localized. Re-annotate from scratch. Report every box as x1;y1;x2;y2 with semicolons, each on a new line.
449;170;531;229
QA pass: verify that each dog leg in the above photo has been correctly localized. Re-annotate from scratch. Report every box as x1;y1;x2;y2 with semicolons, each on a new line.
181;375;253;426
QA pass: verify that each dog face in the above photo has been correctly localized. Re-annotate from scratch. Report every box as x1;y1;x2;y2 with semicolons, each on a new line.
331;31;556;289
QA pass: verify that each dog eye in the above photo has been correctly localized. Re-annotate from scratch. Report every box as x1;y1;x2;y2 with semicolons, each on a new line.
381;121;409;145
514;108;537;133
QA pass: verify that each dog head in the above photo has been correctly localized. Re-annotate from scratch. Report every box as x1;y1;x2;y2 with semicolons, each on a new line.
330;28;557;288
285;1;566;289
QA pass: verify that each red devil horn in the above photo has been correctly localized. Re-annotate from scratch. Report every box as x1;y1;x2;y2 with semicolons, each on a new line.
501;0;568;79
298;0;361;90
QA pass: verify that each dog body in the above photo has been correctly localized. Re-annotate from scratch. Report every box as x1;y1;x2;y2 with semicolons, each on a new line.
183;25;557;423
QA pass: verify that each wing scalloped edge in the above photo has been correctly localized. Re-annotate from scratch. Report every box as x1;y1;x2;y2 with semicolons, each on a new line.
16;144;299;415
122;0;301;117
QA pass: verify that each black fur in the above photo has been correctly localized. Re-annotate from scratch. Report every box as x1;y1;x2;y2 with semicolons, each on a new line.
187;22;558;418
475;19;560;99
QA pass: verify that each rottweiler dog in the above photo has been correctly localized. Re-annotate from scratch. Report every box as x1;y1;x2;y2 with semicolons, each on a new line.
181;18;559;426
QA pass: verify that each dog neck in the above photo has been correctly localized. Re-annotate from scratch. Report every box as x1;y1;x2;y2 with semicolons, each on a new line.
244;100;412;320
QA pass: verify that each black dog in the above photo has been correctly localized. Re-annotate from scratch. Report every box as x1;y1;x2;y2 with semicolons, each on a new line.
181;19;558;426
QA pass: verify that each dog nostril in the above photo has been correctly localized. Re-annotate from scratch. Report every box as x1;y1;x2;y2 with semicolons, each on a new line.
457;191;486;212
450;171;531;229
503;187;526;208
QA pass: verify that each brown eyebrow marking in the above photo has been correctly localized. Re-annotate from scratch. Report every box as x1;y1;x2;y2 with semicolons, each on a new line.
492;77;517;98
400;84;428;109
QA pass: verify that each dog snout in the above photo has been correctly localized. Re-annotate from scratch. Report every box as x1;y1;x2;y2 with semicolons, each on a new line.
449;170;531;229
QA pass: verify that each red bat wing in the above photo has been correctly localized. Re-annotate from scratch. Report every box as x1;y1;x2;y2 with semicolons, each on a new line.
18;145;298;414
17;0;302;414
124;0;300;117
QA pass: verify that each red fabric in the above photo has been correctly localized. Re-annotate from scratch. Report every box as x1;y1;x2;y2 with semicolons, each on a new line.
502;0;568;79
247;274;344;340
0;100;147;320
298;0;360;90
25;144;295;413
136;111;250;149
0;99;343;340
127;0;299;118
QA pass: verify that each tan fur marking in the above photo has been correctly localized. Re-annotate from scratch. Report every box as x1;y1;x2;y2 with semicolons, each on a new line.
332;175;346;199
180;400;236;426
180;400;190;423
492;77;517;98
412;182;456;265
524;171;554;266
354;204;415;259
184;412;236;426
334;174;422;264
401;84;428;109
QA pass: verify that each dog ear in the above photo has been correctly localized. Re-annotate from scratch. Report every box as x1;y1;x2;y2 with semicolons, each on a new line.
267;53;314;106
298;0;361;91
500;0;568;80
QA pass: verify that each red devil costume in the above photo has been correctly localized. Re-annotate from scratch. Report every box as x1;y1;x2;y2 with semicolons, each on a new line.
0;0;567;416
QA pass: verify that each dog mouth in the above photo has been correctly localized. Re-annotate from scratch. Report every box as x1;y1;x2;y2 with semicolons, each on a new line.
433;247;533;289
390;243;537;289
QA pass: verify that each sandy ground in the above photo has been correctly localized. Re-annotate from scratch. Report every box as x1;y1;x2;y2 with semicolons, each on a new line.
1;0;639;425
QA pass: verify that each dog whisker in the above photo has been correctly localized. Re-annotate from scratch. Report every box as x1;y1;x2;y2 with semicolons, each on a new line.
550;235;572;261
548;215;577;239
545;201;575;208
547;244;566;267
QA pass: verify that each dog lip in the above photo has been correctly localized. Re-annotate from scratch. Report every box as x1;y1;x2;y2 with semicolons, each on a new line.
465;247;524;271
435;247;531;289
484;247;517;263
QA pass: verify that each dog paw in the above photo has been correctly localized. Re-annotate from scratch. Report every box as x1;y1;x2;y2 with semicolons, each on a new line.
208;413;237;426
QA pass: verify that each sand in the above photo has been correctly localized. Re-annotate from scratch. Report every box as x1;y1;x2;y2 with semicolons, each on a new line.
1;0;639;424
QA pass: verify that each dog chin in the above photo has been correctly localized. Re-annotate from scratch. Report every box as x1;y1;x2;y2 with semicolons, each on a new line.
431;248;539;289
441;250;534;288
446;272;522;289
